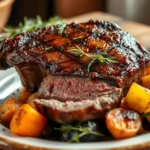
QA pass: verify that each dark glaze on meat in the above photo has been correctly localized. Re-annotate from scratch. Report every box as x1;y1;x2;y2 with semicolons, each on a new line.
0;20;150;92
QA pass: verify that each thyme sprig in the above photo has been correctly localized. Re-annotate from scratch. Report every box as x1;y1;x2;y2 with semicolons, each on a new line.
68;45;117;72
56;122;104;142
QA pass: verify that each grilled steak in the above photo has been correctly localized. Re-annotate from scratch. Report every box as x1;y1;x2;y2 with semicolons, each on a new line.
0;20;150;123
0;20;149;92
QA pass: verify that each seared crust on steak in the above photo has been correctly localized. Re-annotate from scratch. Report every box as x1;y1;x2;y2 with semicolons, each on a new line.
0;20;150;92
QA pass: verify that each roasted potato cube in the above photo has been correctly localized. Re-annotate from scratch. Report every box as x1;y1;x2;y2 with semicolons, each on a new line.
10;104;47;137
123;82;150;113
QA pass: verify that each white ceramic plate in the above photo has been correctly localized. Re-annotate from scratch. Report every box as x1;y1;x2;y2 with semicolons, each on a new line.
0;68;150;150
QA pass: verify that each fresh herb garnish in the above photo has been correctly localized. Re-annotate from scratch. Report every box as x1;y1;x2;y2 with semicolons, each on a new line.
0;16;65;42
73;36;83;40
141;112;150;118
68;45;117;72
45;46;52;51
56;23;66;35
56;122;104;142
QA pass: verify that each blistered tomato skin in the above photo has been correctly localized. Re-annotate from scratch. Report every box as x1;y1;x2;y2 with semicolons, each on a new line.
106;108;142;140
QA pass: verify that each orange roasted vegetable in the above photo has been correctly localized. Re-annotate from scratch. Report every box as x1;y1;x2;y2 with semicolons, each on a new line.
142;75;150;89
0;98;23;124
10;104;47;137
20;88;32;103
146;66;150;75
106;108;142;140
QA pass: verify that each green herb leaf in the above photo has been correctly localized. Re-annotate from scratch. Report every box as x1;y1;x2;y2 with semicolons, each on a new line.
68;47;85;57
0;16;65;42
45;47;52;51
73;37;83;40
56;23;66;35
55;121;104;142
68;45;117;72
141;112;150;118
87;58;96;72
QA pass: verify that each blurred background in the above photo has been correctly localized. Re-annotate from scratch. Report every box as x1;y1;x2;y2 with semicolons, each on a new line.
5;0;150;25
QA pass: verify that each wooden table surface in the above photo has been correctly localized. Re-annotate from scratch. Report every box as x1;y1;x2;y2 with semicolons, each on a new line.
67;11;150;50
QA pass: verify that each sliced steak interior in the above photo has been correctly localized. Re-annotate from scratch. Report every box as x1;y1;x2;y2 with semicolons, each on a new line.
38;75;119;101
34;75;122;123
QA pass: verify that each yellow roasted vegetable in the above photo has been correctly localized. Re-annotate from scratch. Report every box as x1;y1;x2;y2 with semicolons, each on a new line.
142;75;150;89
123;82;150;113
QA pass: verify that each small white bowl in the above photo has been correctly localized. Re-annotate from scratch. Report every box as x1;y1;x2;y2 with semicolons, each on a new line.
0;0;14;31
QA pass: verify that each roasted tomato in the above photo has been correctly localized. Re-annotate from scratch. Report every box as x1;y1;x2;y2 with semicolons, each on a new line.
0;98;23;124
106;108;142;139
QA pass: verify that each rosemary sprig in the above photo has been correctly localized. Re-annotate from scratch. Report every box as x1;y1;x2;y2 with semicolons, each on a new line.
68;45;117;72
0;16;65;42
73;36;83;40
141;112;150;118
45;46;52;51
56;122;104;142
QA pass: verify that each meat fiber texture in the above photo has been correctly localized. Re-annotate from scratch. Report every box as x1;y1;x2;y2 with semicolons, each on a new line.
35;75;122;123
0;20;150;123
